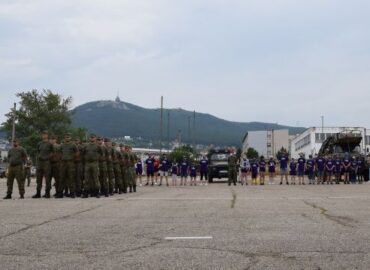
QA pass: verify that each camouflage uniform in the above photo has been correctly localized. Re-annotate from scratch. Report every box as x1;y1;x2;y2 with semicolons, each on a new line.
98;142;109;196
228;155;238;186
82;141;102;198
50;143;60;196
128;152;137;192
105;142;115;195
35;141;53;197
112;144;123;193
59;141;77;198
5;146;27;199
75;143;84;196
120;146;129;193
24;159;32;187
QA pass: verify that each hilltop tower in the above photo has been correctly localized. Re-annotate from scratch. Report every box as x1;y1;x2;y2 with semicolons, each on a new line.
115;91;121;103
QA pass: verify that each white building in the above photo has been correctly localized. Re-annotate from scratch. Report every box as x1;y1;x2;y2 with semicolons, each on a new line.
290;127;370;159
242;129;293;158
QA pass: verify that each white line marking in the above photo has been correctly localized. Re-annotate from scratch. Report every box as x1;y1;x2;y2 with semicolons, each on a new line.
129;196;370;201
165;236;213;240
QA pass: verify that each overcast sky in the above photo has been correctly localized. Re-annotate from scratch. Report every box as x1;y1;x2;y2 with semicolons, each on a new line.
1;0;370;128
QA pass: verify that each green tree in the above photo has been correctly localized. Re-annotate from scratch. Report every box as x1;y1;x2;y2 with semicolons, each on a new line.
169;145;196;163
246;147;259;159
276;147;289;160
2;90;86;158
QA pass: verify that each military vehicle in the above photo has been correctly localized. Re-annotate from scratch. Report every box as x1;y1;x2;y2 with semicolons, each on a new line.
207;149;230;183
318;131;369;181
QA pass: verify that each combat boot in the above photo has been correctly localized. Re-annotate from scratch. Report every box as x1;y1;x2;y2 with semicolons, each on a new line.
82;191;89;199
3;194;12;200
118;190;122;194
70;192;76;199
95;190;100;198
20;194;24;199
55;192;64;199
32;191;41;199
133;185;137;193
129;186;133;193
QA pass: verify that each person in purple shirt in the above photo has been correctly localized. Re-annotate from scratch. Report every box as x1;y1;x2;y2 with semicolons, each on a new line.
135;158;143;187
268;156;276;185
290;158;297;185
306;155;315;185
356;157;364;184
334;155;342;184
250;159;259;185
171;161;178;186
159;154;170;187
325;156;335;185
199;156;208;186
297;154;306;185
180;157;189;186
350;157;358;184
342;154;351;184
145;155;155;186
259;156;266;185
190;163;197;186
279;153;289;185
316;155;326;185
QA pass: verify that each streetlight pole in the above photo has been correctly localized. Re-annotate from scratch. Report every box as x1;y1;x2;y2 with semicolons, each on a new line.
160;96;163;154
11;103;16;143
167;110;170;150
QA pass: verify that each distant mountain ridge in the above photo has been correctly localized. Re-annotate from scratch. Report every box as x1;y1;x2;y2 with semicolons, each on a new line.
71;100;305;146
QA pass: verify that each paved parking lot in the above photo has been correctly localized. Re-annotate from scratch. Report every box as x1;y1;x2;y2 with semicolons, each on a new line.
1;179;370;269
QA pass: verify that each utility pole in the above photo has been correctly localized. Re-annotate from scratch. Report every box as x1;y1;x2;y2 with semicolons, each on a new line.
192;110;196;150
160;96;163;154
11;103;16;143
187;116;191;145
167;110;170;150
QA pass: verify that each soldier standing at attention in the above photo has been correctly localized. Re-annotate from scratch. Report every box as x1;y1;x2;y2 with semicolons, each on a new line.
58;133;78;198
199;156;208;186
105;138;115;196
111;142;123;194
33;131;53;199
24;158;32;187
97;137;109;197
74;138;84;197
50;135;61;197
297;154;306;185
3;139;27;200
82;134;102;198
228;152;238;186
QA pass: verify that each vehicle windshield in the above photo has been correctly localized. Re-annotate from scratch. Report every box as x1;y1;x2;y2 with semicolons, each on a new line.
211;153;229;161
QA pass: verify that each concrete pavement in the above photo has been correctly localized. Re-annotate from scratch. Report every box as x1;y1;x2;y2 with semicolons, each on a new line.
1;180;370;269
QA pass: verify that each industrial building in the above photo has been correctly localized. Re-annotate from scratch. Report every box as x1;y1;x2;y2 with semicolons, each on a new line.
242;129;293;158
290;127;370;159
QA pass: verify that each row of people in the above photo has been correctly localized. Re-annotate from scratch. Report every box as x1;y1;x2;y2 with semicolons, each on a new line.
4;131;138;199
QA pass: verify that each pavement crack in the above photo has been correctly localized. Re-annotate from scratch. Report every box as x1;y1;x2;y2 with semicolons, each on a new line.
0;205;103;241
303;200;356;228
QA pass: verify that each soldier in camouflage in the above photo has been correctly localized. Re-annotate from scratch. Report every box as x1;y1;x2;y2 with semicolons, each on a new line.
105;138;115;196
97;137;109;197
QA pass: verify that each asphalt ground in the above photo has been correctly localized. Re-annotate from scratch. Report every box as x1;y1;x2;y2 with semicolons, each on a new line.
1;178;370;270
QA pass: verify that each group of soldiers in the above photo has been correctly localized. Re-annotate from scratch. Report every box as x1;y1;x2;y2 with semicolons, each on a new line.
4;131;138;199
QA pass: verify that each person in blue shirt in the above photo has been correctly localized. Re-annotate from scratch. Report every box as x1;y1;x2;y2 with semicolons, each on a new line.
350;156;358;184
279;152;289;185
334;155;342;184
250;159;259;185
316;155;326;185
190;163;197;186
306;155;315;185
180;157;189;186
171;161;178;186
159;154;169;187
356;156;364;184
297;154;306;185
259;156;266;185
342;154;351;184
325;156;335;185
199;156;208;186
145;155;155;186
290;158;297;185
268;156;276;185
